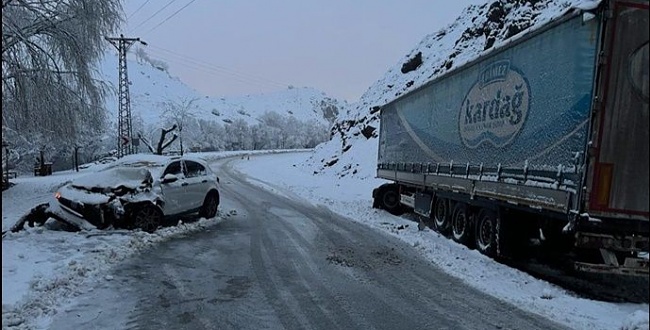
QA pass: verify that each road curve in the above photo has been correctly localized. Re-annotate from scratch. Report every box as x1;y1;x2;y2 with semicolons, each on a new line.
48;157;569;330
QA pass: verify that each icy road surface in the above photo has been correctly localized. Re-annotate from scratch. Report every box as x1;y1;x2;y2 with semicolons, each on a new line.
47;157;568;330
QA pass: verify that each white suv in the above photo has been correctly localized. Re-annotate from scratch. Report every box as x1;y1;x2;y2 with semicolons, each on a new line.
47;154;220;232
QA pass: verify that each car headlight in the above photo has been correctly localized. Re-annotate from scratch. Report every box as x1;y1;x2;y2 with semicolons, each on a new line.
54;191;61;199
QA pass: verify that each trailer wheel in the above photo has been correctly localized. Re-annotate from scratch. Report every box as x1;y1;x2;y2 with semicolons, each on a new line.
374;184;404;216
475;209;497;257
451;203;473;246
432;198;450;234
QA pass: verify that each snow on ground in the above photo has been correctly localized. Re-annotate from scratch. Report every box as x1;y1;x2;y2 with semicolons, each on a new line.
3;150;647;330
1;150;295;330
233;152;649;330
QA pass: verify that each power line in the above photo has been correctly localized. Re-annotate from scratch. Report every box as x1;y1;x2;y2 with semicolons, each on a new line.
148;50;287;89
141;49;286;90
131;0;179;32
127;0;151;20
148;47;285;87
143;0;197;36
143;49;286;90
147;44;290;88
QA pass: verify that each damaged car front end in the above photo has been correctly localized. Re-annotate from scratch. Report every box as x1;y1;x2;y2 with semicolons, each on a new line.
52;167;164;232
9;154;221;235
14;166;166;233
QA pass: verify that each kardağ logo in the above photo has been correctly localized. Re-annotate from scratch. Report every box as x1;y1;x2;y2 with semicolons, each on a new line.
459;60;530;149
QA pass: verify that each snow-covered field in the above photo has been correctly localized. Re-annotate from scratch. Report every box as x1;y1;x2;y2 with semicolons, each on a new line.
2;151;648;330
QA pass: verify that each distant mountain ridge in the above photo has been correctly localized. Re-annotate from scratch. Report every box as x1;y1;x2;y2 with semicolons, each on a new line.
99;51;346;128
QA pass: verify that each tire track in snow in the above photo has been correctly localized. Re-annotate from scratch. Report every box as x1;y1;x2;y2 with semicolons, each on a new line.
162;263;216;330
222;158;570;330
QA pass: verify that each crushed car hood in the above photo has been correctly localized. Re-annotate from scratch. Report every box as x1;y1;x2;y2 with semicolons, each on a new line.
58;184;113;205
70;167;153;191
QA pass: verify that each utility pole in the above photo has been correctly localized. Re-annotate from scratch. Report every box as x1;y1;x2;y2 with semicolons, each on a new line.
73;145;81;172
105;34;147;158
2;142;9;184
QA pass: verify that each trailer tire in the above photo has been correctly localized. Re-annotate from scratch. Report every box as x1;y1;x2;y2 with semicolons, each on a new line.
475;209;497;257
432;198;451;234
451;203;473;246
374;184;404;216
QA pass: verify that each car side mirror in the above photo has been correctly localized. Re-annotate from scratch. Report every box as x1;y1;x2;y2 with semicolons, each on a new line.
161;173;178;184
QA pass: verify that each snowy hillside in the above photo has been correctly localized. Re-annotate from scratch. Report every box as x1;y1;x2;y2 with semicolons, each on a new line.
4;50;346;174
99;50;345;128
303;0;600;178
2;51;346;172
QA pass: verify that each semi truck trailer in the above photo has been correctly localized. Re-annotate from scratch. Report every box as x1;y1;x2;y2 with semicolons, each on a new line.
372;0;649;275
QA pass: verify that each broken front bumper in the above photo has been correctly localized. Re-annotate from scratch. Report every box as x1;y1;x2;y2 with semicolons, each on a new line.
46;198;98;231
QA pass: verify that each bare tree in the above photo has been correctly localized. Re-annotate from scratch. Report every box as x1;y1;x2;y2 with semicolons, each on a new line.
161;97;199;155
137;124;178;155
2;0;122;165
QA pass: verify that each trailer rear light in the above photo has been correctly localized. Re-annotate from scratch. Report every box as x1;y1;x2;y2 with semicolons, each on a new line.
595;163;613;207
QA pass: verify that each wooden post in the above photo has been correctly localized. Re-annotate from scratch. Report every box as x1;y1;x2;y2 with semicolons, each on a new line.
2;142;9;184
74;146;80;172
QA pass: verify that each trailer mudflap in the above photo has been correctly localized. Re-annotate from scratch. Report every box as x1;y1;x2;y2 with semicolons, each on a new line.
413;192;433;217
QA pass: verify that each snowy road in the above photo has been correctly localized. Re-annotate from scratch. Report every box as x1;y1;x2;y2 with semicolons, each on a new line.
47;158;568;330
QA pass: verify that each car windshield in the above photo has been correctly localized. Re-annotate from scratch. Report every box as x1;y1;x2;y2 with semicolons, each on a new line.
102;160;165;171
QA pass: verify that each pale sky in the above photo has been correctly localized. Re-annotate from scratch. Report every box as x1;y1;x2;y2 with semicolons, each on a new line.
122;0;486;102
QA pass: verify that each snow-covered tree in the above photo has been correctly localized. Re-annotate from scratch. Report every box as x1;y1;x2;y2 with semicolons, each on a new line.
255;111;329;149
196;119;226;151
224;118;251;151
2;0;122;170
302;120;330;148
250;124;269;150
161;97;198;155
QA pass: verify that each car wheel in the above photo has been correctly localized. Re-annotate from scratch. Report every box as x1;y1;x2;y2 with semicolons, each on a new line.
132;204;163;233
199;191;219;219
451;203;473;246
432;198;450;234
475;209;498;257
